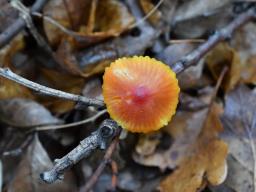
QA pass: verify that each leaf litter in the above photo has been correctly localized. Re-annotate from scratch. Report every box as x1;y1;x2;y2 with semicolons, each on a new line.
0;0;256;192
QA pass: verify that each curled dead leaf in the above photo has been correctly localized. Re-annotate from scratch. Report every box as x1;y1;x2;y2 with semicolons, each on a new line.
158;104;228;192
206;43;241;92
0;98;62;128
7;135;77;192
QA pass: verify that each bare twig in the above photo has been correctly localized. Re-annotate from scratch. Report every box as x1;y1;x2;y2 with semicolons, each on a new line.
35;109;107;131
109;160;118;192
128;0;164;29
171;7;256;74
40;119;120;184
0;0;49;48
169;39;206;44
2;133;34;157
81;136;120;192
0;68;104;107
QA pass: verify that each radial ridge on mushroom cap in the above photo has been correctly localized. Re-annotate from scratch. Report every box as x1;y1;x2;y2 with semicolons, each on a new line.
102;56;180;133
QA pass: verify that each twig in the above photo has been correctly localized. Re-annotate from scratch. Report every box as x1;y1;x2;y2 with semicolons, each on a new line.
81;136;120;192
169;39;206;44
35;109;107;131
2;133;34;157
128;0;164;29
40;119;120;184
109;160;118;192
0;68;104;107
0;0;48;48
171;7;256;74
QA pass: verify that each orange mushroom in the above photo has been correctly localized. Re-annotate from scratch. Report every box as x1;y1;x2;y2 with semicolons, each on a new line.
102;56;180;133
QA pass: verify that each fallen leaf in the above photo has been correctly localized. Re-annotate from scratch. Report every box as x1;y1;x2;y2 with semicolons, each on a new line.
7;135;77;192
76;20;157;77
211;156;253;192
231;23;256;84
206;43;241;92
133;86;216;169
70;0;135;50
174;0;231;23
43;0;134;48
158;103;228;192
38;68;85;113
0;34;25;67
173;0;232;38
0;0;18;32
139;0;162;26
133;110;207;170
135;133;161;156
43;0;91;46
219;85;256;192
82;77;103;100
157;43;210;90
54;39;83;76
0;77;33;100
0;98;62;128
242;56;256;84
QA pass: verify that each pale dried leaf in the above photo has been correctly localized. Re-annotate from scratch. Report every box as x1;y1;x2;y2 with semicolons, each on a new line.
206;43;241;92
158;104;228;192
220;85;256;192
0;98;62;127
7;135;77;192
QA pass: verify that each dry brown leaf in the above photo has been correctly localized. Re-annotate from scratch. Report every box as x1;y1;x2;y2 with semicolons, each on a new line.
0;34;34;100
44;0;134;48
38;68;85;113
54;39;84;76
231;23;256;84
135;133;161;156
133;110;207;170
159;104;228;192
7;135;77;192
133;86;216;170
0;98;62;128
157;43;211;90
0;77;33;100
241;55;256;84
0;0;19;32
206;43;241;92
139;0;162;26
0;34;25;67
43;0;91;46
173;0;232;38
217;85;256;192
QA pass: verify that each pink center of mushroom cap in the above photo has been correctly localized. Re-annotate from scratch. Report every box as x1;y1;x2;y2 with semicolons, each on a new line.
132;85;150;104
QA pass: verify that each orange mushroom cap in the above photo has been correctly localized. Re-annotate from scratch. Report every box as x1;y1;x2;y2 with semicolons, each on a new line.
102;56;180;133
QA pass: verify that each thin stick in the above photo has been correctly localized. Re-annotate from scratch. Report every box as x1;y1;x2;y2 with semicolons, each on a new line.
169;39;206;44
40;119;120;184
171;7;256;74
81;136;120;192
0;0;48;48
0;68;104;107
110;160;118;191
128;0;164;29
35;110;107;131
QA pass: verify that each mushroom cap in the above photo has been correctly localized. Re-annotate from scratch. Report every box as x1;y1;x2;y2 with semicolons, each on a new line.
103;56;180;133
